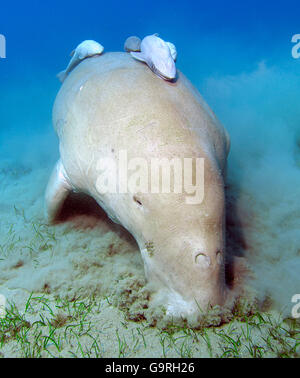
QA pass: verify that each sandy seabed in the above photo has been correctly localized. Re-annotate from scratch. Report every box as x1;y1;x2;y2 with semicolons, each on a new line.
0;148;298;358
0;62;300;357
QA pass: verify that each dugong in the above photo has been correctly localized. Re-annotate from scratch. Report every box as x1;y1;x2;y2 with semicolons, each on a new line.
46;52;230;317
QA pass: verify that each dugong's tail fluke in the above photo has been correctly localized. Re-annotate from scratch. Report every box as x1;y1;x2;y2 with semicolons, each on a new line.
45;160;72;222
57;70;67;83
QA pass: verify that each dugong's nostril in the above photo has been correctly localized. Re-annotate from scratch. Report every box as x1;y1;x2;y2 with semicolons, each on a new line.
195;253;211;268
216;250;223;265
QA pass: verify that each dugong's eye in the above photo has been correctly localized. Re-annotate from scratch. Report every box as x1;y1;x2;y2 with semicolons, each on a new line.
195;253;211;268
216;251;223;264
133;195;143;207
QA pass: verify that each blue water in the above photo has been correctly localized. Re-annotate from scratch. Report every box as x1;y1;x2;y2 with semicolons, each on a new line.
1;0;300;314
1;0;300;141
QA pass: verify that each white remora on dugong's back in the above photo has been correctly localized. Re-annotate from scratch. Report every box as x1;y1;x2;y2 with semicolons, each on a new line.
166;41;177;61
57;40;104;83
46;52;230;317
130;35;176;80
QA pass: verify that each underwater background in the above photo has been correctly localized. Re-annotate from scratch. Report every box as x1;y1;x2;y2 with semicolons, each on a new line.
0;0;299;357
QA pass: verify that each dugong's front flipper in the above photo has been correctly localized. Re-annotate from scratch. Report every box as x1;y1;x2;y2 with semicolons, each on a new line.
45;160;72;222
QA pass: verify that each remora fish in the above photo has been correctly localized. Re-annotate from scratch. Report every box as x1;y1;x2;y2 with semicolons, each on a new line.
57;40;104;83
130;34;176;81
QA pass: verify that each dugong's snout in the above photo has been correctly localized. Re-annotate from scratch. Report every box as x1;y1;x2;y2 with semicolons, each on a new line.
186;245;227;312
192;248;227;307
141;231;227;317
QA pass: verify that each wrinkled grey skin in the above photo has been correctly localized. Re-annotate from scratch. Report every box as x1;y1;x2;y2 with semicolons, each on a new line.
46;52;230;317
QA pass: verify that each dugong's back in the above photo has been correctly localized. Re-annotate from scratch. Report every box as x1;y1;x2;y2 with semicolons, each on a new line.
53;52;229;193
